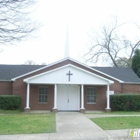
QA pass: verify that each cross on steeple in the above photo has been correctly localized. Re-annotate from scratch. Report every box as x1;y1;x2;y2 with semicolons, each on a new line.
66;71;73;81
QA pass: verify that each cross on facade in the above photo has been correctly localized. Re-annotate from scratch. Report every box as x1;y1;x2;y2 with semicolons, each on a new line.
66;71;73;81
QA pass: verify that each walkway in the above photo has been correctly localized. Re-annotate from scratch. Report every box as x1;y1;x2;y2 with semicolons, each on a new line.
56;112;111;139
85;114;140;118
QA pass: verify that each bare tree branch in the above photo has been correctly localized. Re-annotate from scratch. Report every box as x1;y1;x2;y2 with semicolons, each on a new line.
85;17;140;67
0;0;39;45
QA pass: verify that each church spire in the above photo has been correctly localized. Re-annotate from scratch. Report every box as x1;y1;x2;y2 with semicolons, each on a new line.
64;23;69;58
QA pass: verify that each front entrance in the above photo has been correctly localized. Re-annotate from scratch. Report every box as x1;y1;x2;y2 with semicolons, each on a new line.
57;85;80;111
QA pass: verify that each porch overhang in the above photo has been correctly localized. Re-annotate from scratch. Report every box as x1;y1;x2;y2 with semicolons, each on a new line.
23;64;114;85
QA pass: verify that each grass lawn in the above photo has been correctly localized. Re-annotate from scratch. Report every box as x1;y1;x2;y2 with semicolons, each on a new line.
0;113;56;134
91;116;140;130
0;109;22;114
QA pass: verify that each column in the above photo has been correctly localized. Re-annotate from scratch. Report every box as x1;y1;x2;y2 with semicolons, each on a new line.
53;84;57;109
25;83;30;109
106;84;110;109
53;84;57;113
81;84;85;109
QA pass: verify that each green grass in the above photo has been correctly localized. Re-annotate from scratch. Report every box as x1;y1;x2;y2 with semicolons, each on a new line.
0;109;22;114
91;116;140;130
0;113;56;134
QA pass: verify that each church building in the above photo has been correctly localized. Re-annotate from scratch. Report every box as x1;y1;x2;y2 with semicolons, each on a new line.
0;57;140;113
0;26;140;113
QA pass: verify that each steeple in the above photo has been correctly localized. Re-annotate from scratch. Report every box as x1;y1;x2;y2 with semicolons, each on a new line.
64;23;69;58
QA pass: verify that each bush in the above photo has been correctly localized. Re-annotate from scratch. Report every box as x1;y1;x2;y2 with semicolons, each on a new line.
110;94;140;111
0;95;20;110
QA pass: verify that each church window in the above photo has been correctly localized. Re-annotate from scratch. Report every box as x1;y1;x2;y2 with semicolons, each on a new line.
87;87;96;104
38;86;48;103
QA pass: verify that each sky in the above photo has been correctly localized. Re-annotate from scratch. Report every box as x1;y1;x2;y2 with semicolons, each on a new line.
0;0;140;66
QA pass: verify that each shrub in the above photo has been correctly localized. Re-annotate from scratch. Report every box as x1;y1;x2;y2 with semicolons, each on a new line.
0;95;21;110
110;94;140;111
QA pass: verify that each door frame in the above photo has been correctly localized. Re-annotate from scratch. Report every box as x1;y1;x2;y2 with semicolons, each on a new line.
57;84;80;111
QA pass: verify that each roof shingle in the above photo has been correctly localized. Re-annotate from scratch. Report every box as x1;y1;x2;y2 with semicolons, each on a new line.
0;64;140;83
92;67;140;83
0;65;45;80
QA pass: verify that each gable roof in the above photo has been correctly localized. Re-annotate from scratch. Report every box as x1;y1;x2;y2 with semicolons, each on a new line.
0;58;140;83
0;65;44;81
10;58;124;82
23;64;114;85
93;67;140;83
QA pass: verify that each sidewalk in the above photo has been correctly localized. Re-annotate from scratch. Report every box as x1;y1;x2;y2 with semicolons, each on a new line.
0;131;130;140
0;112;136;140
85;114;140;118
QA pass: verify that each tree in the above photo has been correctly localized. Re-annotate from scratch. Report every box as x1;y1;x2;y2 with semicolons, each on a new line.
41;62;47;65
24;60;47;65
24;60;36;65
132;49;140;78
0;0;38;45
114;57;132;68
85;17;140;67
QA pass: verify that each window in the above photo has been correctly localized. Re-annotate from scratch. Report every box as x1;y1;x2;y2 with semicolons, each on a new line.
87;87;96;104
38;87;48;103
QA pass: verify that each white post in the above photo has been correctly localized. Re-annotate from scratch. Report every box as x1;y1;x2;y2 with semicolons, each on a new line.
25;83;30;109
81;84;85;109
106;84;110;109
53;84;57;109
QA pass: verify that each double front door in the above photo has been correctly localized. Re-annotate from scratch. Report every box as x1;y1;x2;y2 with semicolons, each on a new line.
57;85;80;111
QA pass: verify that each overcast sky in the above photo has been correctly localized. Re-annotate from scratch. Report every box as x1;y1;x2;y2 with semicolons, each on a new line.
0;0;140;65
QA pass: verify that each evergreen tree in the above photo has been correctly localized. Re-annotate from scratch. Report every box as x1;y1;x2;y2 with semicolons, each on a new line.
132;49;140;78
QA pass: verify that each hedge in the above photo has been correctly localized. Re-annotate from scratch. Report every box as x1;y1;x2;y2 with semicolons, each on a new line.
110;94;140;111
0;95;21;110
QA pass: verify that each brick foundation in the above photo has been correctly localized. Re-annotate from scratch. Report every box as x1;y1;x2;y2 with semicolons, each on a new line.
105;108;111;113
24;108;31;112
80;109;85;113
52;109;58;113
